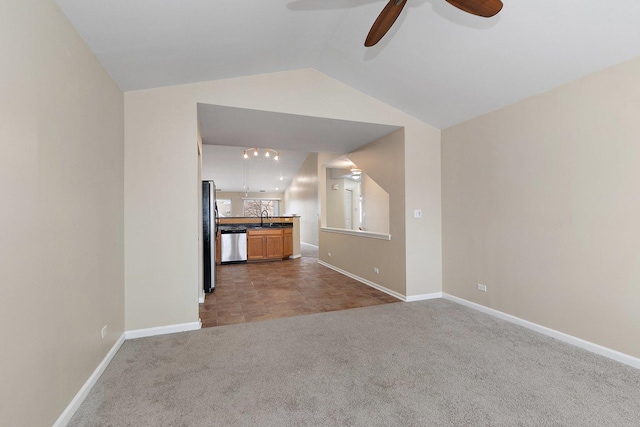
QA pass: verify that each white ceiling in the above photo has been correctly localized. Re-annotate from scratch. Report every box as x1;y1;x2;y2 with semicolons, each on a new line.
54;0;640;129
56;0;640;128
201;145;311;194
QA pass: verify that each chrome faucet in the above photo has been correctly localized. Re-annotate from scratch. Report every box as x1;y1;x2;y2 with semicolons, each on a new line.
260;209;269;227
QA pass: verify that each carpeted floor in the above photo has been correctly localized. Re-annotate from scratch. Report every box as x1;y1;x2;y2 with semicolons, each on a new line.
69;299;640;426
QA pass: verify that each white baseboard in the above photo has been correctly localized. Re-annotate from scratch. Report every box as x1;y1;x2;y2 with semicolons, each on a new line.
317;260;405;301
125;321;202;340
54;320;203;425
290;254;302;259
53;333;126;427
406;292;443;302
198;295;205;303
316;260;443;303
442;293;640;370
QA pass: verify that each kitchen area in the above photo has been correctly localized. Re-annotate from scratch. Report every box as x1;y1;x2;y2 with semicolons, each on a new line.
200;179;397;328
197;108;405;327
202;180;301;294
218;215;298;263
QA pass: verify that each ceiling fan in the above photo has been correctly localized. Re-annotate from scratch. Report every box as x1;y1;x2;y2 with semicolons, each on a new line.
365;0;503;47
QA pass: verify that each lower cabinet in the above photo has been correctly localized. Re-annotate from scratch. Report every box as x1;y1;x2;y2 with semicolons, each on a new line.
266;234;283;259
215;231;221;264
247;229;284;261
247;233;264;260
283;228;293;257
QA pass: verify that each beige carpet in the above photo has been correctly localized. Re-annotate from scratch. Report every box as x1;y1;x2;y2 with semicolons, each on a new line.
69;299;640;426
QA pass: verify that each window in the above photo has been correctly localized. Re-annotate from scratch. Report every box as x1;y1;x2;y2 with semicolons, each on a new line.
243;199;279;217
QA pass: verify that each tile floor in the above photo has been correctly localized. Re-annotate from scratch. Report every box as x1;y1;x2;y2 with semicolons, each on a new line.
199;243;400;327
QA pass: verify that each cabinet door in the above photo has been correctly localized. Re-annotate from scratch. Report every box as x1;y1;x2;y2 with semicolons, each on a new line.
247;234;266;260
266;234;283;259
283;229;293;257
215;231;221;263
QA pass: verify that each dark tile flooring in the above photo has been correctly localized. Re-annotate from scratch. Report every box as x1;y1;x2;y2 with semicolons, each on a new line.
199;244;399;328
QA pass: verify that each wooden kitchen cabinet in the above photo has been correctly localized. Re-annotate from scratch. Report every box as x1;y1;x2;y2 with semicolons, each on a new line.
283;228;293;257
266;234;283;259
247;232;266;260
215;230;221;264
247;229;283;260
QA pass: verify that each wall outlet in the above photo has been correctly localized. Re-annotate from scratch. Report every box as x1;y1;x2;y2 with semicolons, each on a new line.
328;252;332;257
373;267;379;274
414;209;422;219
477;284;487;292
101;325;108;339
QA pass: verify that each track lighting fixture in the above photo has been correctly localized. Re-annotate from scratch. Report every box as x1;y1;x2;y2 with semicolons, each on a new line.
242;148;280;160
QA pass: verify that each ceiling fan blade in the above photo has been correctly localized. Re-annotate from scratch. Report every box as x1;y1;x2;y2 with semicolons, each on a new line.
365;0;407;47
446;0;503;17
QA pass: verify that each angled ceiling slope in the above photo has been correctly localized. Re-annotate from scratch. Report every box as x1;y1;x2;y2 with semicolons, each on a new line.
55;0;640;128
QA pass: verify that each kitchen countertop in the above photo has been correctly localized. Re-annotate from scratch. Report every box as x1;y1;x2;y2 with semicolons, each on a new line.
217;216;297;227
218;223;292;231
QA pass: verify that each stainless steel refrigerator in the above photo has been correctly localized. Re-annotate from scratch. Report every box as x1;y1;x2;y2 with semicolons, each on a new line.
203;180;217;293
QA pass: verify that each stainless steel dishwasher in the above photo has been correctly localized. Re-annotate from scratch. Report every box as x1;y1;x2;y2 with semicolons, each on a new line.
220;227;247;263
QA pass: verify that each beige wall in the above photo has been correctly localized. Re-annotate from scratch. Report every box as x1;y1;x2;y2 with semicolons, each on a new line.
197;127;204;302
405;123;442;297
325;176;349;228
124;68;442;330
442;56;640;358
361;173;389;234
284;153;319;245
0;1;125;425
124;91;200;330
319;130;406;296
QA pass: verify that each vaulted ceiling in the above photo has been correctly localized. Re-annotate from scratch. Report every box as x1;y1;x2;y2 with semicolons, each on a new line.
54;1;640;191
54;0;640;129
